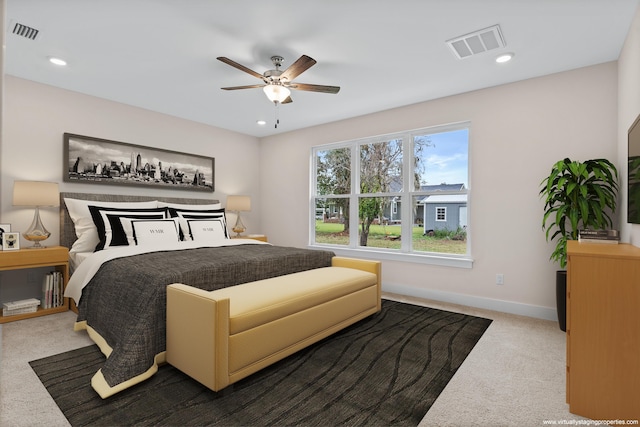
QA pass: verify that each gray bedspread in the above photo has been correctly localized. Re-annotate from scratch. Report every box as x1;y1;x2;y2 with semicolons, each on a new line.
76;244;335;390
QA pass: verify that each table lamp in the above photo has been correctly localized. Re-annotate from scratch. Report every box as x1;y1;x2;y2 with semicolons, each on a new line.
12;181;60;248
226;195;251;237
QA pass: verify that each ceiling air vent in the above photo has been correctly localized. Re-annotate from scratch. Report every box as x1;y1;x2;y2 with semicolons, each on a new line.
446;24;505;59
10;20;40;41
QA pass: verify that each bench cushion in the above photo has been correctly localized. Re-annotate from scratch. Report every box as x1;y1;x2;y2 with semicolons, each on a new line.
208;266;377;334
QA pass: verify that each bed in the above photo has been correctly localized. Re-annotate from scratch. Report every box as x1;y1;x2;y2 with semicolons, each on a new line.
60;192;335;398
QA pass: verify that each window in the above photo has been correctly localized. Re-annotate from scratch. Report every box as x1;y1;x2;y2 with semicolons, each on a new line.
312;122;470;265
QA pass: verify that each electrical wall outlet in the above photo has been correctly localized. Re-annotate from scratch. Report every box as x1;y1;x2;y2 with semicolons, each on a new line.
496;274;504;285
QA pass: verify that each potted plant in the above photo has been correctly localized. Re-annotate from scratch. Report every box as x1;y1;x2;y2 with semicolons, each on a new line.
540;158;619;331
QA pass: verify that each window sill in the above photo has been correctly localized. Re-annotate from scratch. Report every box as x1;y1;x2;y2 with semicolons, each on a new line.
307;244;473;268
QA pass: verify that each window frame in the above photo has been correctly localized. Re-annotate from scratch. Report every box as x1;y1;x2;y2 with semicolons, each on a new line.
310;122;472;268
435;207;447;222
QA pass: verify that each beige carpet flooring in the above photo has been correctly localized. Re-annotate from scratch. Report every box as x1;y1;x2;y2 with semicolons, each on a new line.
0;294;587;426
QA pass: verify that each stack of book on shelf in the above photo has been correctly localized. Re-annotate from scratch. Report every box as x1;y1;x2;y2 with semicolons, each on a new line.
42;271;64;309
578;229;620;244
2;298;40;316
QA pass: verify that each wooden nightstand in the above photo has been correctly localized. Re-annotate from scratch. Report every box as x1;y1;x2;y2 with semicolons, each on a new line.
231;235;268;242
0;246;69;323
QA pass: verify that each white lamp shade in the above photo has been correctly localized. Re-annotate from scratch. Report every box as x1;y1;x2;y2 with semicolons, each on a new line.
226;195;251;211
263;84;291;103
13;181;60;207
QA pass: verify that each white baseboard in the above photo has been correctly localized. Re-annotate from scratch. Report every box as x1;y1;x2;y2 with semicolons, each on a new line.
383;283;558;321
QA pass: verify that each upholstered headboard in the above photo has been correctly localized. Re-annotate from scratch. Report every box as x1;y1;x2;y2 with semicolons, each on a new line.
59;192;220;249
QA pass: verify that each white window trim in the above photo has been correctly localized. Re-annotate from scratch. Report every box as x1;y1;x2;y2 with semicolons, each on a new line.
436;206;447;222
310;121;472;268
308;245;473;268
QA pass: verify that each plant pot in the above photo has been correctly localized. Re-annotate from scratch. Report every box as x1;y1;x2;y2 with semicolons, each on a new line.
556;270;567;332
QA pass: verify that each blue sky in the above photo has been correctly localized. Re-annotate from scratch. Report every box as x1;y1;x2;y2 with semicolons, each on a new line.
417;128;468;188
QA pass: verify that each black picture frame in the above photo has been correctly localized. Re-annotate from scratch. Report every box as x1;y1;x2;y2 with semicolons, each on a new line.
63;133;214;192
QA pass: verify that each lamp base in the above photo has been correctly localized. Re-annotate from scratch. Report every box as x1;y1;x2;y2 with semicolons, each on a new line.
232;212;246;237
23;239;48;249
23;207;51;249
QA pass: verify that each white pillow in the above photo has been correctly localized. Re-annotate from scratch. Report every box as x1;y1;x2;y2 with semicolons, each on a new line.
64;198;158;254
120;218;180;246
157;201;222;210
176;211;227;241
186;219;227;242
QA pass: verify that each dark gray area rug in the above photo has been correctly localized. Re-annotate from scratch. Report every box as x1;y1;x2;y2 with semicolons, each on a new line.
30;300;492;427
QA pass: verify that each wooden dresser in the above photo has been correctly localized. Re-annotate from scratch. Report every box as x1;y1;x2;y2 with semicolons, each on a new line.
566;240;640;420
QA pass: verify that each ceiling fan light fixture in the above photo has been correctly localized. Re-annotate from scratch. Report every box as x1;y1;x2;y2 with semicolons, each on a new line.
263;84;291;103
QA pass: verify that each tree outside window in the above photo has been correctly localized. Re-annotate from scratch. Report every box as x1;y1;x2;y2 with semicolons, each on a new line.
312;123;469;257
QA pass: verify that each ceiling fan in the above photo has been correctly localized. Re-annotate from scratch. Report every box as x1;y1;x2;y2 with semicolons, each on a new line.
217;55;340;104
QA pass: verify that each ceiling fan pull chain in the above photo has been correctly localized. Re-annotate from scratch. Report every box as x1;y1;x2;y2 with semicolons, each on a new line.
274;101;280;128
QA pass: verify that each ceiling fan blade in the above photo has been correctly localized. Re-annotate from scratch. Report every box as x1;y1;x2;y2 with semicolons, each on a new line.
289;83;340;94
280;55;317;82
221;84;265;90
217;57;264;80
281;96;293;104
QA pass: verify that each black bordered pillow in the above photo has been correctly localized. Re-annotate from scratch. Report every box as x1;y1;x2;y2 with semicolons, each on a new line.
120;218;180;246
65;198;157;255
167;207;226;218
158;201;222;211
88;206;167;251
186;218;227;242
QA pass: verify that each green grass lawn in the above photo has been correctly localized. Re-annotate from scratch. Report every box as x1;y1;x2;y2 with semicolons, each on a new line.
314;221;466;254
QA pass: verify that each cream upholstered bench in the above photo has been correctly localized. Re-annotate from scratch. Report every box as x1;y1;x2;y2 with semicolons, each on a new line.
166;256;381;392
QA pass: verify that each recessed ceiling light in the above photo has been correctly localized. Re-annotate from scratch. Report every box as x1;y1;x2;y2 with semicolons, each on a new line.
48;56;67;66
256;120;267;126
495;53;514;64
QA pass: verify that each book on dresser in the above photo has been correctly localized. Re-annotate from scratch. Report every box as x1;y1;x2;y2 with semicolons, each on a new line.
577;229;620;244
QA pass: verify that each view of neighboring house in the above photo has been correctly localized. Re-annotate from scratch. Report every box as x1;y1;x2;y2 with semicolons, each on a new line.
386;183;467;231
417;184;467;232
420;193;468;232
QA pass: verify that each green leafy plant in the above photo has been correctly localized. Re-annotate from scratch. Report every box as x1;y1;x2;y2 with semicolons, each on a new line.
540;158;619;268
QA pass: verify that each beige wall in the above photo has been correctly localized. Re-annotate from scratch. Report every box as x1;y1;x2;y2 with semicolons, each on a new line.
260;62;619;319
1;0;5;206
0;76;260;245
3;7;638;319
619;4;640;245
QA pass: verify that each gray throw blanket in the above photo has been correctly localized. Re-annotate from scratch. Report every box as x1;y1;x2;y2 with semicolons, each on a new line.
76;244;335;391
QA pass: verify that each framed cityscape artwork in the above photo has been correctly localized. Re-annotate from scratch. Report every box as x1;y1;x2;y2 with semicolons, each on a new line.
63;133;214;192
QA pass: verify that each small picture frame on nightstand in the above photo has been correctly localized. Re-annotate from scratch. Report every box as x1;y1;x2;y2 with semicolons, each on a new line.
0;224;11;250
2;232;20;251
